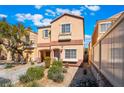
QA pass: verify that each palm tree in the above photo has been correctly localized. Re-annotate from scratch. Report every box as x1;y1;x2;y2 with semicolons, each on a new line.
0;18;32;63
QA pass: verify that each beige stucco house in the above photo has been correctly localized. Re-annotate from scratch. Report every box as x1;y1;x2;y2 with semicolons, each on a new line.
89;11;124;86
23;30;38;63
37;13;84;66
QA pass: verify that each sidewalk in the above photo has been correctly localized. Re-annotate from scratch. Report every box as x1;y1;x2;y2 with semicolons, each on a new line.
0;63;43;84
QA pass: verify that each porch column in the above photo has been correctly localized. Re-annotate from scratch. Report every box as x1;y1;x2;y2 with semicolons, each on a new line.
50;49;54;64
38;50;41;62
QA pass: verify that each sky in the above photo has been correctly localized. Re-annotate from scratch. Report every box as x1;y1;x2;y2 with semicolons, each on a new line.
0;5;124;47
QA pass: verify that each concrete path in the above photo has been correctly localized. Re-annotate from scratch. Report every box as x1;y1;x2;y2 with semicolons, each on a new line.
0;63;44;84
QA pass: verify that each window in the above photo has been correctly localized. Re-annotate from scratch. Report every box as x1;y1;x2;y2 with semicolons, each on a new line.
65;49;76;59
43;30;49;38
100;22;112;32
61;24;70;33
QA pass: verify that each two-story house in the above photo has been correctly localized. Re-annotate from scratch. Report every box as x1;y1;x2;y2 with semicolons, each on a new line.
89;11;124;86
24;30;38;63
37;13;84;66
92;11;123;46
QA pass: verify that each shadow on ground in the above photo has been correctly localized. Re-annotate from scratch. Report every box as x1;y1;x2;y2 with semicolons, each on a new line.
69;63;98;87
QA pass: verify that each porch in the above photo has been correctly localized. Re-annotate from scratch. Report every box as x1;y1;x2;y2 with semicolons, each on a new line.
38;48;61;62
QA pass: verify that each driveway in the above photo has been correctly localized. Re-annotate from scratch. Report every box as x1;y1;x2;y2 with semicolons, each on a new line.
0;63;44;84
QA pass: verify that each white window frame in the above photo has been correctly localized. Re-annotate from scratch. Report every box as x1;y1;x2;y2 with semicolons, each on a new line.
99;22;112;33
61;23;71;34
43;30;49;38
64;49;77;59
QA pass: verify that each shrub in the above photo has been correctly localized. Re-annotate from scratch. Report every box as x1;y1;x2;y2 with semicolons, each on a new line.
0;79;13;87
52;73;64;83
5;63;14;69
26;66;44;81
19;74;30;83
31;62;35;65
19;66;45;83
63;68;67;73
64;63;69;68
48;66;62;79
44;57;51;68
48;60;64;83
52;60;63;67
26;81;40;87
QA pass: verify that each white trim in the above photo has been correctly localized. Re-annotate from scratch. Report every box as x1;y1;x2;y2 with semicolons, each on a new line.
43;29;49;39
63;59;78;62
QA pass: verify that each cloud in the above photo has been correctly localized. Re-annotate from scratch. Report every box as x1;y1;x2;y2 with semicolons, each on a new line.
85;5;100;11
84;34;91;47
40;18;52;26
15;13;32;22
45;9;56;16
34;5;43;10
0;14;7;18
32;14;44;26
15;13;43;26
56;8;82;16
15;13;52;26
85;35;91;39
71;9;82;16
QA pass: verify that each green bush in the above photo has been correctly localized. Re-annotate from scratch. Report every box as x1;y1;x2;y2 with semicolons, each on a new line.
25;81;40;87
26;66;44;81
48;66;62;79
63;68;67;73
5;63;14;69
31;62;35;65
44;57;51;68
52;60;63;67
19;66;44;83
19;74;30;83
64;63;69;68
52;73;64;83
48;60;64;83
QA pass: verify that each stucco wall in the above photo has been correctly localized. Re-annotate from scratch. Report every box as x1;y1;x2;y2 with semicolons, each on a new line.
92;14;124;86
51;15;84;41
51;45;84;61
37;27;51;44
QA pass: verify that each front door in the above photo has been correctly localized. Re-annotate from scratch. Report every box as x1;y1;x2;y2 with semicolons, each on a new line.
40;51;44;62
54;49;60;60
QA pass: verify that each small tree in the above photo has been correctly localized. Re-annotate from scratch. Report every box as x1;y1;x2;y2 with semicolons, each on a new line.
0;19;32;63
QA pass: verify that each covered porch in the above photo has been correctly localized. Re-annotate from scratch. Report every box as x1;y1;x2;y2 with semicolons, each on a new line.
38;48;62;63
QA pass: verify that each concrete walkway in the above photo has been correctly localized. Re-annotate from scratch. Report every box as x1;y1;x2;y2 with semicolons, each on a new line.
0;63;43;84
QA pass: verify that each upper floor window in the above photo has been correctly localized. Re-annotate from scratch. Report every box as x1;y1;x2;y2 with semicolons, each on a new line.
43;30;49;38
100;22;112;32
61;24;70;33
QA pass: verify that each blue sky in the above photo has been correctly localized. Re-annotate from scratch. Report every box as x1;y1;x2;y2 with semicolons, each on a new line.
0;5;124;47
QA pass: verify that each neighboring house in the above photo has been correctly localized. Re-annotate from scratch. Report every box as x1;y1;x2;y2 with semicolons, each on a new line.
89;11;124;86
37;13;84;66
91;14;121;46
88;42;92;64
24;30;38;63
0;30;38;63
